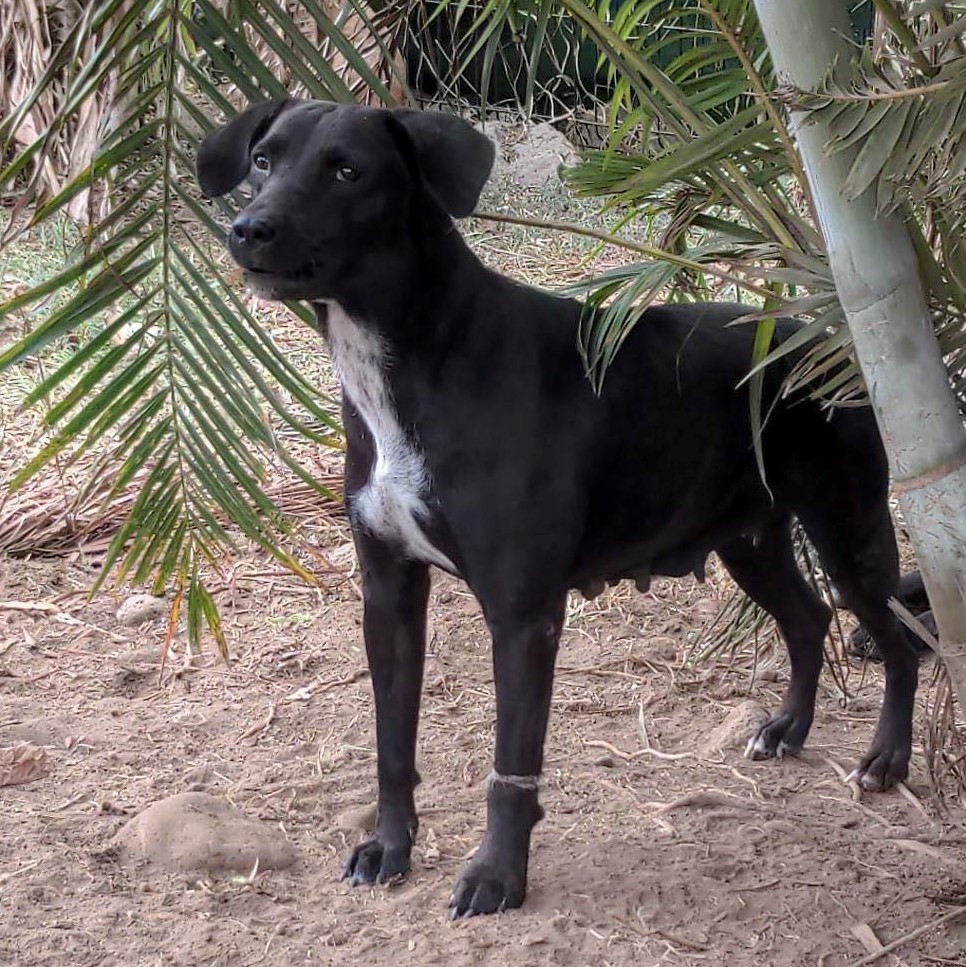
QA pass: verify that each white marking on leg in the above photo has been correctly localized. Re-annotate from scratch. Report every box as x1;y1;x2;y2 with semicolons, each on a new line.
486;770;540;792
745;730;774;760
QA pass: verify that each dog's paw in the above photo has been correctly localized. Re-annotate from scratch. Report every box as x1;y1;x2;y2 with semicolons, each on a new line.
342;833;411;887
744;712;808;761
847;627;881;662
848;621;934;664
449;858;526;918
846;743;910;792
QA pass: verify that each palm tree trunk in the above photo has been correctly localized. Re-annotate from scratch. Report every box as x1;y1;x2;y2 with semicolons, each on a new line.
752;0;966;709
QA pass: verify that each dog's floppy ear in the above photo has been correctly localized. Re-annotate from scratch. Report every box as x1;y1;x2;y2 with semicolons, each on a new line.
390;109;495;218
196;99;291;198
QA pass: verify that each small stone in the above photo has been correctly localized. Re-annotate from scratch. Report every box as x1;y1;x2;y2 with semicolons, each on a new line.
183;763;214;788
333;803;377;833
702;700;771;755
116;594;167;626
521;932;549;947
594;755;615;768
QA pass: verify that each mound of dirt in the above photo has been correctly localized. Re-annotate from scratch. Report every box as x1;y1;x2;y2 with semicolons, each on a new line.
111;791;298;875
701;699;770;754
505;122;581;188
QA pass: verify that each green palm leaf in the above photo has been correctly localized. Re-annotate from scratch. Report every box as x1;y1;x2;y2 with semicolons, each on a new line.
459;0;964;410
0;0;397;650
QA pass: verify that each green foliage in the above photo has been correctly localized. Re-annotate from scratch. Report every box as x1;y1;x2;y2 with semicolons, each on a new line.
462;1;964;406
0;0;396;652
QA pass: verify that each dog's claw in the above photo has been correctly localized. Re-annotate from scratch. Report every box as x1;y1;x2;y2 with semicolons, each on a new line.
744;713;807;763
342;832;413;888
449;858;525;918
449;902;478;920
852;737;911;791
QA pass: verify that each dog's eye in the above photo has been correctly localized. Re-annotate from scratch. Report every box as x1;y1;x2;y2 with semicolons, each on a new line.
336;166;359;183
252;154;270;172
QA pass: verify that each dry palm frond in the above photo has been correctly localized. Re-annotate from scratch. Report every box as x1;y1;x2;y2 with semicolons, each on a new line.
0;459;344;561
925;669;966;803
320;0;410;105
0;0;111;223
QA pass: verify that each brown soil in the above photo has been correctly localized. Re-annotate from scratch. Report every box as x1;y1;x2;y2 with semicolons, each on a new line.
2;547;965;967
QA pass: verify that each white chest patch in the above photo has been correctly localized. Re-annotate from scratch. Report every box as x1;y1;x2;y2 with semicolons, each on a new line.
325;303;456;573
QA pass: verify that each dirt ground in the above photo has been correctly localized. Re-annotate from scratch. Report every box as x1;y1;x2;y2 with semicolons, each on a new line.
2;539;966;967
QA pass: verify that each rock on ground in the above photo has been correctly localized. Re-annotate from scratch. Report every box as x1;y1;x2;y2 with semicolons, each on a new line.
111;791;298;875
702;700;771;755
115;593;167;626
505;122;581;188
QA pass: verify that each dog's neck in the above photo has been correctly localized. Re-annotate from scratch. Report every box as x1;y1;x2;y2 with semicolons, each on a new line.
312;221;489;349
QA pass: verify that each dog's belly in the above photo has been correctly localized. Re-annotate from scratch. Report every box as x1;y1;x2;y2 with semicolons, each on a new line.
326;303;456;572
571;467;773;598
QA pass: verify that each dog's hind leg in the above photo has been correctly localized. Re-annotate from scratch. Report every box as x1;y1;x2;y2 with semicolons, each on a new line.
342;534;430;886
801;505;917;791
449;594;567;917
718;514;832;759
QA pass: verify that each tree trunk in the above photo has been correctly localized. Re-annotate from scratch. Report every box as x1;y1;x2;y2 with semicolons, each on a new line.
753;0;966;710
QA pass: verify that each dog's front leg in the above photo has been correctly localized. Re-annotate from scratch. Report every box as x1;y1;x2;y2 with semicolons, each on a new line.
450;598;566;917
343;534;430;886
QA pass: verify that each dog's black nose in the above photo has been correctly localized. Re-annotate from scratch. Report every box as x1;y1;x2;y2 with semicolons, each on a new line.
231;213;274;246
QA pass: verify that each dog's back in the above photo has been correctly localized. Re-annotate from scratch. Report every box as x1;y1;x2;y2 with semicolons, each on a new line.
533;299;887;594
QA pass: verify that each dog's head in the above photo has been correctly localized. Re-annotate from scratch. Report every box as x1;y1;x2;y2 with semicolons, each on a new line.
196;100;495;303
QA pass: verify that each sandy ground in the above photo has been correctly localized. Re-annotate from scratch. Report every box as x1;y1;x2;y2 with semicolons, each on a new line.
2;543;965;967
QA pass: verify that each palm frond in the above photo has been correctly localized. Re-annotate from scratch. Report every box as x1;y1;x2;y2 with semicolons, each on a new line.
0;0;398;649
456;0;964;406
783;51;966;221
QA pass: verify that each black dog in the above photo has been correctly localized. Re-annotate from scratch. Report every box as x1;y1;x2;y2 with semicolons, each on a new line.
846;569;935;660
197;100;921;917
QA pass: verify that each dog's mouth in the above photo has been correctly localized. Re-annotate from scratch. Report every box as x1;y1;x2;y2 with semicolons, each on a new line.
243;261;316;282
237;260;322;301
